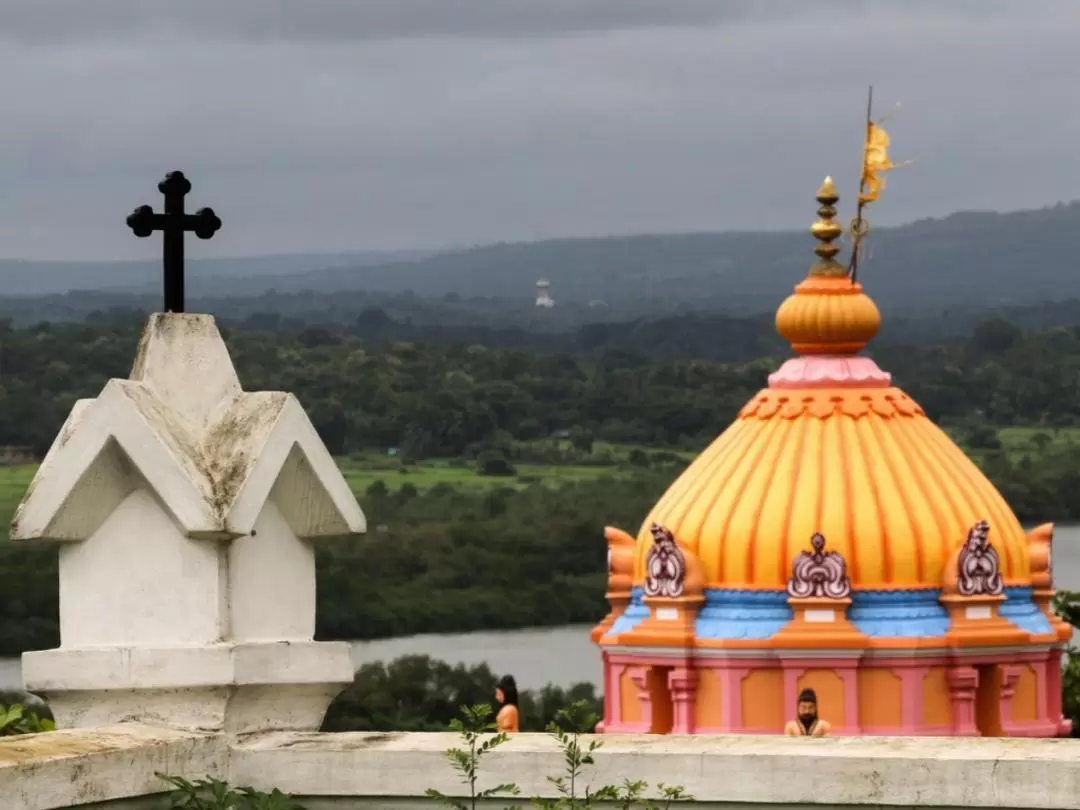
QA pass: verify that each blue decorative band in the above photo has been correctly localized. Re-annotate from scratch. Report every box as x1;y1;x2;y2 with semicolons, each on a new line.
607;586;648;635
849;589;950;638
603;585;1053;642
695;589;792;640
1000;586;1054;636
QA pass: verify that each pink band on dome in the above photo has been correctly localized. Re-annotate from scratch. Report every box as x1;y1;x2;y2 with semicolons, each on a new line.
768;355;892;389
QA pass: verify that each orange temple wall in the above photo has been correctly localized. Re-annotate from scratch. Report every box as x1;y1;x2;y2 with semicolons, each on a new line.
604;654;1063;736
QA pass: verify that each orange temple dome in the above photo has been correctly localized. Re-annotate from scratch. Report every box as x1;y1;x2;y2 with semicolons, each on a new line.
595;176;1069;740
631;177;1029;591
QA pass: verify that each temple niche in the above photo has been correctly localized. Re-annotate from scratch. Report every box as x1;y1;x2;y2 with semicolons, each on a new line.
592;179;1072;737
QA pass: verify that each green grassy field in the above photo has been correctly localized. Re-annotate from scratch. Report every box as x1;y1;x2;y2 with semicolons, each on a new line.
0;441;693;540
943;425;1080;461
996;425;1080;450
338;456;635;493
0;427;1068;540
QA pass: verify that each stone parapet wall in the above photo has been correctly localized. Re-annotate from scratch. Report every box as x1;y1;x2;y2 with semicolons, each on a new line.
3;727;1080;810
0;724;223;810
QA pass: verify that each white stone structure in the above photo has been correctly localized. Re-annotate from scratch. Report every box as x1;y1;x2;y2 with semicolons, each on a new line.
10;313;365;733
535;278;555;308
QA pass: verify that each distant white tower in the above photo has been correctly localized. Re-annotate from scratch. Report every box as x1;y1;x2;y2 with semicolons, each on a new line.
535;278;555;308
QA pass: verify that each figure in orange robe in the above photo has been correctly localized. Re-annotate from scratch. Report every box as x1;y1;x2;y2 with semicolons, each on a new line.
495;674;520;733
784;688;831;737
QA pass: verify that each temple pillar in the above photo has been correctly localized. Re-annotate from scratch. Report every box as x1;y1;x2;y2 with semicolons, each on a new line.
601;661;631;733
1048;648;1070;736
1030;658;1049;720
628;666;655;732
668;667;699;734
716;664;750;732
838;662;862;736
895;666;926;732
998;665;1022;734
946;666;980;736
596;651;611;734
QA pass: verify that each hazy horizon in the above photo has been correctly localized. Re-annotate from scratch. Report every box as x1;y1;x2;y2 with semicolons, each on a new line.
0;195;1074;265
2;1;1079;261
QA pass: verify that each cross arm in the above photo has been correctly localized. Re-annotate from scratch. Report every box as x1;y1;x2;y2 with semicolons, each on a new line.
126;206;166;238
185;208;222;240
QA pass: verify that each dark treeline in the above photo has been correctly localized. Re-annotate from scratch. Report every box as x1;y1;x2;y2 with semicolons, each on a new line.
3;314;1080;655
323;655;600;733
9;289;1080;361
2;312;1080;456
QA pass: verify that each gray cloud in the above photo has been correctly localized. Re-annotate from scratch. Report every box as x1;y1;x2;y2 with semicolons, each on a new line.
0;1;869;44
0;0;1078;260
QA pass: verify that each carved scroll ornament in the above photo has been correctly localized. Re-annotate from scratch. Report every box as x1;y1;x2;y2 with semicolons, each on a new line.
644;523;686;598
787;532;852;599
956;520;1004;597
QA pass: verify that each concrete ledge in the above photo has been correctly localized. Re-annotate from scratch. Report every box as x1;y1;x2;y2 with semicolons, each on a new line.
233;732;1080;809
24;641;354;690
0;723;225;810
5;728;1080;809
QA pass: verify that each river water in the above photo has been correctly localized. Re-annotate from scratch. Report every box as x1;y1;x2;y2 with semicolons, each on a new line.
3;525;1079;693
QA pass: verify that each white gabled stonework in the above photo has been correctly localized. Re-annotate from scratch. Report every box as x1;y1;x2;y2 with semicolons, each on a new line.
11;313;366;733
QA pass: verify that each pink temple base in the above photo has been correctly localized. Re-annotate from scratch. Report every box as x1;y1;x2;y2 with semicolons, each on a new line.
768;355;892;389
600;648;1069;737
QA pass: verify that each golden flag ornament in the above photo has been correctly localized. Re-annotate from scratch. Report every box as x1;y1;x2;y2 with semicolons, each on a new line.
858;121;910;205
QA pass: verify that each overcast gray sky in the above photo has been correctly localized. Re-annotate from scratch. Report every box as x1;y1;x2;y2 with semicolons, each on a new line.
1;0;1078;260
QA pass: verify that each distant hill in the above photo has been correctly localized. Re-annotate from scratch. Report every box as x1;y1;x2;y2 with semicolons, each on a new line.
1;201;1079;315
0;250;432;297
213;201;1080;312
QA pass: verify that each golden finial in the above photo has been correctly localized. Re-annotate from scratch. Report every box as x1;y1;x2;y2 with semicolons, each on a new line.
809;177;845;277
774;176;882;355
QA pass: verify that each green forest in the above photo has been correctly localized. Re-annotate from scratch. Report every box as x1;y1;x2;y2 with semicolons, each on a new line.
2;310;1079;456
0;310;1080;655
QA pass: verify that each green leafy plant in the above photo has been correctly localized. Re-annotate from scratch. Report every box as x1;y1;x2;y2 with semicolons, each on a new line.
1053;591;1080;737
425;703;521;810
157;773;306;810
429;700;691;810
536;701;691;810
605;780;693;810
536;700;605;810
0;703;55;736
1053;591;1080;627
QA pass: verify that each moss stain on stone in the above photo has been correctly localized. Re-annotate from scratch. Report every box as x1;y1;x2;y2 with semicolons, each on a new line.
0;731;139;766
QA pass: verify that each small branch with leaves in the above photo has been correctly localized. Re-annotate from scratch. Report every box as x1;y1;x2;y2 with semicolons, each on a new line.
425;703;523;810
0;703;55;737
429;700;692;810
157;773;308;810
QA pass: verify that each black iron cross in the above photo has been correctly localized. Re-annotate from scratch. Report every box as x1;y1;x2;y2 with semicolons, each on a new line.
126;171;222;313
